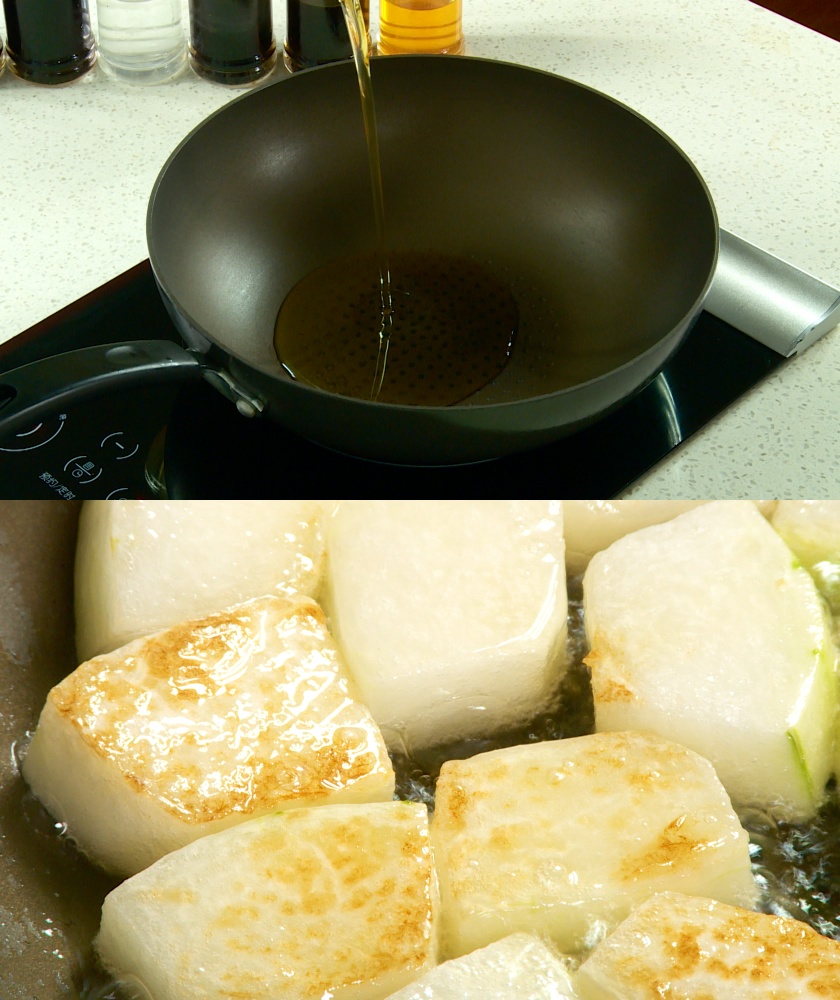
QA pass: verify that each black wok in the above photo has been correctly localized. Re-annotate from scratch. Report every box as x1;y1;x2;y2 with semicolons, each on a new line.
0;55;717;465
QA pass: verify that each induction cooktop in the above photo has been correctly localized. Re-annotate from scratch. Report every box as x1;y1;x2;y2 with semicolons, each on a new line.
0;232;837;499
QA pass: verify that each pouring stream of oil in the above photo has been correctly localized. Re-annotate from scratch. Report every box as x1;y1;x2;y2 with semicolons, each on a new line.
273;4;519;407
338;0;393;400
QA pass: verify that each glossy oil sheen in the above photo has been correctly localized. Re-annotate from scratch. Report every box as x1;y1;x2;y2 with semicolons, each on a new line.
273;250;518;406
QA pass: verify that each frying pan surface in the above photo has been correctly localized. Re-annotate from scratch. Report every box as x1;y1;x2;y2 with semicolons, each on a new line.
147;55;718;463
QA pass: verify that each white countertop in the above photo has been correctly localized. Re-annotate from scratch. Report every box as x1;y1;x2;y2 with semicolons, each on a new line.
1;0;838;496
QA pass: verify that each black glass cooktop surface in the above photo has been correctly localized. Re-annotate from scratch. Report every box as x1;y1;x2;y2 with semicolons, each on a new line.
0;260;786;499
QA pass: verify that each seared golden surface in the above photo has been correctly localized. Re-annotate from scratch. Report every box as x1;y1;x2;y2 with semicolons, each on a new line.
96;802;439;1000
577;891;840;999
432;731;758;957
49;595;393;822
22;593;394;875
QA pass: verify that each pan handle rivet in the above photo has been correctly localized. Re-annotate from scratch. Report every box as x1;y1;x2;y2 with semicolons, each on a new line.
235;400;260;419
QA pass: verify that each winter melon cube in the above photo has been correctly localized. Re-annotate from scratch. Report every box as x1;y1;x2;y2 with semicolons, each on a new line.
431;731;757;959
772;502;840;781
384;933;578;1000
576;891;840;1000
22;594;394;876
772;500;840;613
584;499;839;821
563;501;777;576
562;501;708;575
96;801;439;1000
75;499;328;661
322;500;567;752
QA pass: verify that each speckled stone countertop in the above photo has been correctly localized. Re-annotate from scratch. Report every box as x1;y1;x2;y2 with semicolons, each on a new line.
1;0;838;496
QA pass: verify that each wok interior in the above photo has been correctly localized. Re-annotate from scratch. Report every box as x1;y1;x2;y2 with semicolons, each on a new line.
149;56;717;402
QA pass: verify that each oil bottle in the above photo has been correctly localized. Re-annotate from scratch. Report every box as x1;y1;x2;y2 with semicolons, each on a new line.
377;0;463;55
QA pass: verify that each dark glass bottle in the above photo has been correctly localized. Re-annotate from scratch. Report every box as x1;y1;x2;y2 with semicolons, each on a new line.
2;0;95;84
284;0;369;72
188;0;276;84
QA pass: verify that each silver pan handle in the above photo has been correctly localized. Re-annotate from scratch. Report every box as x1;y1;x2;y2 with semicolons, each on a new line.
707;230;840;356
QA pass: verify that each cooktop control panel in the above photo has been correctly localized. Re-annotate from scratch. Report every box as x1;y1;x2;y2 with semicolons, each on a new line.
0;383;176;499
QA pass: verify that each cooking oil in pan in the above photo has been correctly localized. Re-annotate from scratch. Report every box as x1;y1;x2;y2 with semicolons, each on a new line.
274;0;518;405
273;250;518;406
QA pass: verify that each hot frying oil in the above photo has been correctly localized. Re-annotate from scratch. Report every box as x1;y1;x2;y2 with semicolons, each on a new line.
273;250;518;406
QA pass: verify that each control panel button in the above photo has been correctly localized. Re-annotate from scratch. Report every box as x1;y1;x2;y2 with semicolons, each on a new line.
100;431;140;460
63;455;103;485
0;414;66;452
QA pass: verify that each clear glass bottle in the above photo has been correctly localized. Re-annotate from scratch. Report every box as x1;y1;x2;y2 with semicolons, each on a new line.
377;0;463;55
283;0;369;73
188;0;276;85
2;0;96;83
95;0;186;84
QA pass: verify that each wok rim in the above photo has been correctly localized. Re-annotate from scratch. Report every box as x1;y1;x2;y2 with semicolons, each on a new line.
146;53;719;416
